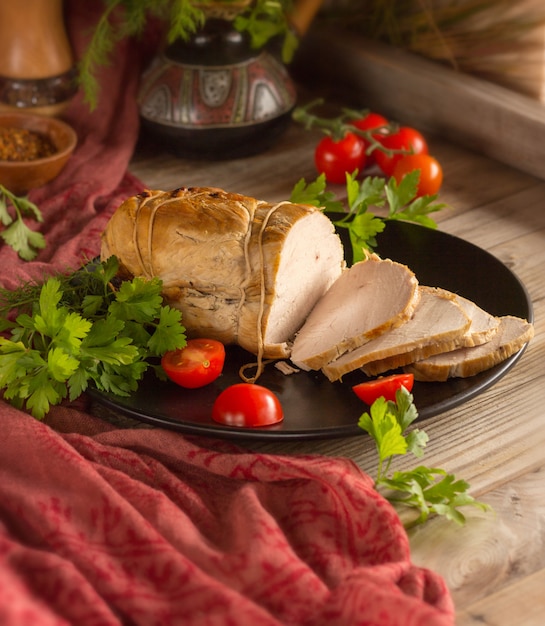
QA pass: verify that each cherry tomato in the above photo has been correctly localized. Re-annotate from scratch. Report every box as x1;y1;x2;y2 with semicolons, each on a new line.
161;339;225;389
314;132;366;184
374;127;428;176
212;383;284;427
352;373;414;405
351;112;389;164
393;154;443;197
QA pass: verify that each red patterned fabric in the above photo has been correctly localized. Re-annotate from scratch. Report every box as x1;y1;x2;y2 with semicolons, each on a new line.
0;402;454;626
0;2;454;624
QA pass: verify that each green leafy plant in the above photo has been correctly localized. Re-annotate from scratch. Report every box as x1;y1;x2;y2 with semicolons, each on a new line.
79;0;296;110
234;0;298;61
360;387;491;528
0;256;186;419
0;184;46;261
290;170;446;264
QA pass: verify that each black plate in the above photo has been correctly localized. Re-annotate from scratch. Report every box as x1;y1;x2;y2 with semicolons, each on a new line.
88;221;533;440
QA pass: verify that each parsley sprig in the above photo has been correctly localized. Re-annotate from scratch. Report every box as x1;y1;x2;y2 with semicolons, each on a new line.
0;184;46;261
290;171;446;264
360;388;490;528
0;256;186;419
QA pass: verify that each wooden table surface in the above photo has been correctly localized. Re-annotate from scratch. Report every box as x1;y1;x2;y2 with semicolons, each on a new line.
128;118;545;625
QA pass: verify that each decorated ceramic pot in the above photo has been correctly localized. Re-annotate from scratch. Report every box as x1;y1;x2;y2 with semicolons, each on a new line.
137;19;297;159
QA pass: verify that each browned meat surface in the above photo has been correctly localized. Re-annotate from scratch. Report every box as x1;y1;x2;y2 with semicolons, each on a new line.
101;187;345;360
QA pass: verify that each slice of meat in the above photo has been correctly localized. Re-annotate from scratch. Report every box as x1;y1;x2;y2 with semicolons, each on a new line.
290;254;420;371
452;293;500;347
100;187;345;360
406;315;534;381
322;286;471;381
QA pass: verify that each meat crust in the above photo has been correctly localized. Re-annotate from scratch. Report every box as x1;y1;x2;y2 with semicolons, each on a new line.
100;187;345;360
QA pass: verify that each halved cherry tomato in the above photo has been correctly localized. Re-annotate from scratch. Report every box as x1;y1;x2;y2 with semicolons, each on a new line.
212;383;284;427
352;373;414;405
314;132;366;184
393;154;443;197
351;112;389;164
374;127;428;176
161;339;225;389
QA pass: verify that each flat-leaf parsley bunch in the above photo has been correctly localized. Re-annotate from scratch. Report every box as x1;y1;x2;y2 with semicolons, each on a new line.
0;256;186;419
360;387;490;528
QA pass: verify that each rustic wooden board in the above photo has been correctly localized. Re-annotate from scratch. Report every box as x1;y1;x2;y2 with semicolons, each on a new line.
293;24;545;181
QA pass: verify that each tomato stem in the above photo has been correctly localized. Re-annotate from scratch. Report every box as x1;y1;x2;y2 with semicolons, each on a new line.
292;99;403;156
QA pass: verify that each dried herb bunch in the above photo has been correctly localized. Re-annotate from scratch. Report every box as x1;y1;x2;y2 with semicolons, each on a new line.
322;0;545;98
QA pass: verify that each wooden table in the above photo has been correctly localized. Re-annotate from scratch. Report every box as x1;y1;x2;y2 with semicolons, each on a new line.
128;118;545;625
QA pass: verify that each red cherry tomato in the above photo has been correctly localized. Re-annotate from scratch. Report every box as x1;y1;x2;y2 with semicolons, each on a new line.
351;112;389;164
352;373;414;405
212;383;284;427
374;127;428;176
393;154;443;197
314;132;366;184
352;112;389;134
161;339;225;389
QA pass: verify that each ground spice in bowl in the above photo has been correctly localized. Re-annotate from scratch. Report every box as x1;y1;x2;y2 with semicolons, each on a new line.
0;127;57;162
0;113;77;194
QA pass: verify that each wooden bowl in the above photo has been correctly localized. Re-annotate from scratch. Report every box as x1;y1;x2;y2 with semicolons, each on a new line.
0;113;77;195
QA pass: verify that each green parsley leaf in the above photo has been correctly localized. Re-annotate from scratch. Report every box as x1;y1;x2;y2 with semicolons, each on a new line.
81;320;140;365
381;467;491;528
26;368;66;420
346;174;386;214
358;396;407;480
1;218;46;261
109;277;164;323
0;184;45;260
385;175;446;228
0;338;28;384
0;195;13;226
146;305;186;356
289;174;344;213
94;361;148;396
347;212;385;263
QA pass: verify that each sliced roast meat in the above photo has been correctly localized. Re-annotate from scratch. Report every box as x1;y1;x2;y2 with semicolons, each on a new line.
406;315;534;381
290;254;420;371
100;186;533;386
322;286;471;381
452;293;500;347
100;187;345;359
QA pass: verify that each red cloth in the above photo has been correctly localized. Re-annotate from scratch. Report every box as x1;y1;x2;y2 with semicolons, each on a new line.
0;2;455;624
0;402;454;626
